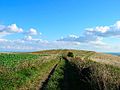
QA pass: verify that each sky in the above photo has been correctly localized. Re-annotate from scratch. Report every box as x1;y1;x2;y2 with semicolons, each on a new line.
0;0;120;52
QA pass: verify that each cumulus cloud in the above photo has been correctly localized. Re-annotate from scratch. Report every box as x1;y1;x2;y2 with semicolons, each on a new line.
0;23;42;38
24;36;33;41
23;35;48;43
26;28;40;35
7;24;23;33
86;21;120;37
58;34;100;43
58;35;79;42
58;20;120;47
0;38;43;51
86;26;110;33
1;21;120;52
0;24;23;34
115;21;120;29
0;36;81;51
0;38;8;42
0;45;35;51
0;24;43;51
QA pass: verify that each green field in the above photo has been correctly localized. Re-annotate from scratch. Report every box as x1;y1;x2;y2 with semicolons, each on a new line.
0;50;120;90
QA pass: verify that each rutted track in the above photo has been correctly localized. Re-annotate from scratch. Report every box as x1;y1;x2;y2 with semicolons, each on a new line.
41;56;94;90
40;60;60;90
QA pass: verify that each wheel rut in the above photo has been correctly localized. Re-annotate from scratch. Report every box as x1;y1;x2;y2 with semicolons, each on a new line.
39;60;60;90
40;56;95;90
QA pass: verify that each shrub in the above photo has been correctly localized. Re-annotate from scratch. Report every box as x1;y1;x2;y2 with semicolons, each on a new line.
67;52;74;57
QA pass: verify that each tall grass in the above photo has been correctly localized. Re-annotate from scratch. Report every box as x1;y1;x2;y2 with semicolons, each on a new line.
71;56;120;90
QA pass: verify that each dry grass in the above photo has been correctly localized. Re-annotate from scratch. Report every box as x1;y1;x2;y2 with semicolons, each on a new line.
90;53;120;67
68;56;120;90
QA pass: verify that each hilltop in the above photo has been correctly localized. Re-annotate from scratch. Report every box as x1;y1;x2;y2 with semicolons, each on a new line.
32;49;120;67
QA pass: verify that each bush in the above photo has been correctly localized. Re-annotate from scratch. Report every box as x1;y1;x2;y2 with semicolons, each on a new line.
67;52;74;57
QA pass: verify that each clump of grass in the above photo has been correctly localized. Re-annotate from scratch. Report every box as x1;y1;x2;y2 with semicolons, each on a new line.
67;52;74;57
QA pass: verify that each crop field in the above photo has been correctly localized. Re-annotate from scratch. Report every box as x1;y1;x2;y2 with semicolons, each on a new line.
0;50;120;90
0;53;59;90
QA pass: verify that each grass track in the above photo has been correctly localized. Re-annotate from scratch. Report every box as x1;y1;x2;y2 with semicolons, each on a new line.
43;57;92;90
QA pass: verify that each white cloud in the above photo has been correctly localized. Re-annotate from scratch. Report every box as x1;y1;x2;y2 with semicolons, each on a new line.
0;38;8;42
0;24;44;51
1;21;120;52
1;45;35;51
58;21;120;48
27;28;39;35
95;26;110;33
7;24;23;33
0;24;23;34
0;37;81;51
58;34;79;42
24;36;33;41
0;24;42;38
58;34;100;43
69;34;79;38
86;21;120;37
86;26;110;33
114;21;120;29
23;35;48;43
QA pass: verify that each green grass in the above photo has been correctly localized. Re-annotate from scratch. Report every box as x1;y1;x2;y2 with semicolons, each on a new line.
0;59;58;90
0;53;39;67
44;59;65;90
0;53;59;90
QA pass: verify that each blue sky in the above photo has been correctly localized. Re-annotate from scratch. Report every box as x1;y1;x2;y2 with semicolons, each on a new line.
0;0;120;52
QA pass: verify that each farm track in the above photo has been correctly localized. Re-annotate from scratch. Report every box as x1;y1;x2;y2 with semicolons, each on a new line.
39;60;60;90
39;50;63;90
42;56;94;90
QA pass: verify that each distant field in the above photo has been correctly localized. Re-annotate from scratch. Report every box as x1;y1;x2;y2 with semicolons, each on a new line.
0;50;120;90
105;52;120;56
90;52;120;67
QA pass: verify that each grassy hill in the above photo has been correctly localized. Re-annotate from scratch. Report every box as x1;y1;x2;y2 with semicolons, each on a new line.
0;49;120;90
